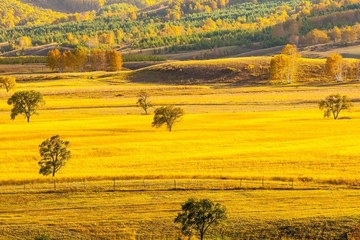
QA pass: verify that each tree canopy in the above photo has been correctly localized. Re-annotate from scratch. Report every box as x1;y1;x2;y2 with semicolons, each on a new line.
152;106;184;132
38;135;71;177
325;53;345;82
270;44;300;84
319;94;352;119
7;90;44;122
174;198;227;240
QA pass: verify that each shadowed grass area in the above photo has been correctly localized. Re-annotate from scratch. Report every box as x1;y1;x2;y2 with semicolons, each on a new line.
126;57;329;85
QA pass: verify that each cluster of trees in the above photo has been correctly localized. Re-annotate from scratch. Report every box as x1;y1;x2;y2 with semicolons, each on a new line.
0;0;67;28
46;48;122;72
270;44;360;84
136;91;184;131
0;0;298;50
2;0;360;53
271;0;360;46
24;0;162;13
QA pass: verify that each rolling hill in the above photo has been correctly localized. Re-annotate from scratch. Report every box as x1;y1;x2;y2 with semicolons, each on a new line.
1;0;360;62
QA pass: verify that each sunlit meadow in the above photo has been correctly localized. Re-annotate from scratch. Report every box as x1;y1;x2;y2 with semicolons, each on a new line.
0;71;360;239
0;74;359;184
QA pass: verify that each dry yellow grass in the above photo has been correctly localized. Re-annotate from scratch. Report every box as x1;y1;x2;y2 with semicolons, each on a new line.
0;71;360;239
0;74;359;184
0;189;359;239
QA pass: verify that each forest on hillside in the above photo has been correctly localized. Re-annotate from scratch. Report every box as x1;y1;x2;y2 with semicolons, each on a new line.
2;0;360;55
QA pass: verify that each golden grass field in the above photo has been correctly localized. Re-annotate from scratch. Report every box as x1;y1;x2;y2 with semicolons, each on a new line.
1;58;360;239
0;70;359;183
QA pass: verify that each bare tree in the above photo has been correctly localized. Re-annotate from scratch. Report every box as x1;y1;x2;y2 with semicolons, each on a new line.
136;91;152;115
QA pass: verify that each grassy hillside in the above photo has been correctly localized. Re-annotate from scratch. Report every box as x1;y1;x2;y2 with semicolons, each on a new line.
126;57;326;84
3;0;360;58
0;0;67;28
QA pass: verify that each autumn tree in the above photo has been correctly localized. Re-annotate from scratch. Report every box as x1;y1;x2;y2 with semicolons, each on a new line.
0;76;16;92
174;198;227;240
106;50;122;71
73;48;87;72
270;54;288;83
7;90;45;122
89;49;106;71
305;29;329;45
332;26;342;42
46;49;63;73
152;106;184;132
325;53;346;82
319;94;352;119
341;26;357;42
270;44;300;84
17;36;32;48
136;91;152;115
62;50;75;72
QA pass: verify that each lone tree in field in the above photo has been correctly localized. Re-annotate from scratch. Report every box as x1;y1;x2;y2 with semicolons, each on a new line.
0;76;16;92
38;135;71;177
152;106;184;132
7;90;44;122
319;94;352;119
270;44;300;84
136;91;152;115
174;198;227;240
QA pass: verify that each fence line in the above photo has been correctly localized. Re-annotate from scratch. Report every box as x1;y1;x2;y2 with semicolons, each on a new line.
0;178;324;194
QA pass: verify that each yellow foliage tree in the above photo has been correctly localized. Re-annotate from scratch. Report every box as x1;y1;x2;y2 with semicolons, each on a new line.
270;44;300;84
325;53;346;82
46;49;63;73
332;26;342;42
73;48;87;72
305;29;329;44
17;36;32;48
106;50;122;71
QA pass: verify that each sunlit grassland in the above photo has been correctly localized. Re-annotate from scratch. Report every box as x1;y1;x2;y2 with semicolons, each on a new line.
1;73;360;239
0;189;360;239
0;76;359;184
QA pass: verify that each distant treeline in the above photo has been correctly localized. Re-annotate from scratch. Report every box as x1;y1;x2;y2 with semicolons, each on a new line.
122;54;166;61
0;54;165;65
